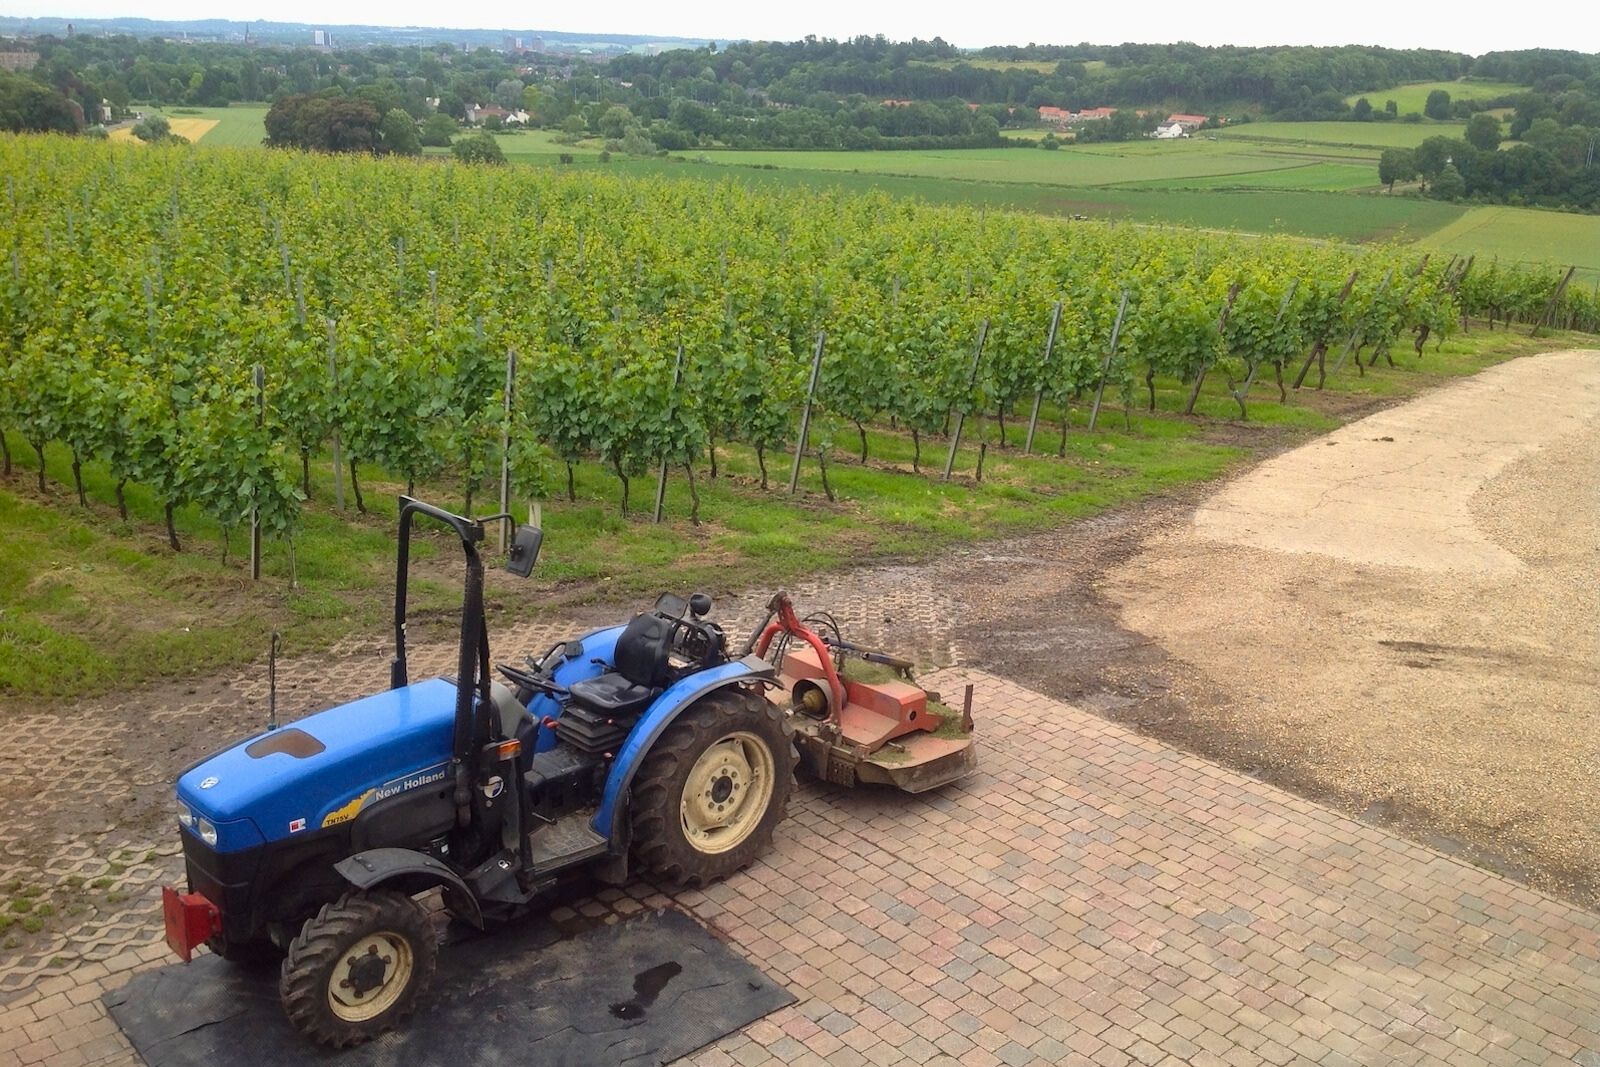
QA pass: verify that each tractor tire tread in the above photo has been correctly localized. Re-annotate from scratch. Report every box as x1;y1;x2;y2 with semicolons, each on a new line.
279;889;437;1048
630;686;795;886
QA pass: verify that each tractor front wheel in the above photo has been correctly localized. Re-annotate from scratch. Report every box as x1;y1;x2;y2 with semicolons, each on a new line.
279;890;438;1047
631;687;795;885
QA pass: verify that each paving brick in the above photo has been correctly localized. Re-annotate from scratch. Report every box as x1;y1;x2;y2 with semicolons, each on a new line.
8;670;1600;1067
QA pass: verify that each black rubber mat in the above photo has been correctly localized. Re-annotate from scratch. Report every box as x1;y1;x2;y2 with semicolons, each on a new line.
105;908;794;1066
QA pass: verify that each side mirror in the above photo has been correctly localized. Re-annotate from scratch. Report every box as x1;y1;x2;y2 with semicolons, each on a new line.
505;525;543;578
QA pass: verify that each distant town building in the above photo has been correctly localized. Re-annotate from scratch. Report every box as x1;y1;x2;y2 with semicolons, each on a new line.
0;51;40;72
312;29;333;50
1165;113;1211;131
1037;105;1072;127
1038;105;1118;127
465;103;530;126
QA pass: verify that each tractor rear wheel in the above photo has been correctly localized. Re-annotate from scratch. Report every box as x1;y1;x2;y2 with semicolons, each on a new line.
630;686;795;885
279;890;438;1047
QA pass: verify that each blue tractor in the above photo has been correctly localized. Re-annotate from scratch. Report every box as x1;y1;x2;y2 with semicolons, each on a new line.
162;498;796;1046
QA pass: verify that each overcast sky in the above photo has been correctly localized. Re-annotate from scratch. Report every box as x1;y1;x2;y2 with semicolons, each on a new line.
3;0;1596;56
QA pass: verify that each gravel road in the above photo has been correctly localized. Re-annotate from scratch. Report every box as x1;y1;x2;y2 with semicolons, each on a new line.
1107;349;1600;902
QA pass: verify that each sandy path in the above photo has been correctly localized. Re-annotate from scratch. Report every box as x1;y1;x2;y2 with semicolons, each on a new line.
1108;349;1600;899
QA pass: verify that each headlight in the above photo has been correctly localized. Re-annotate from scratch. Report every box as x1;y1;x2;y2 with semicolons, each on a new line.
196;818;218;847
176;802;194;830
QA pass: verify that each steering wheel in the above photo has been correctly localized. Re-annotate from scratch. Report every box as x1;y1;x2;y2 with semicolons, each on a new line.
495;661;566;696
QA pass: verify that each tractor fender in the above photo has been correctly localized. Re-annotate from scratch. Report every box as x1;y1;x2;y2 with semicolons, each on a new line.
333;848;483;929
592;655;777;842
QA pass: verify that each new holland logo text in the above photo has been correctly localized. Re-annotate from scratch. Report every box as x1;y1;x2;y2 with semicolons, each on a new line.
321;762;449;829
375;765;449;802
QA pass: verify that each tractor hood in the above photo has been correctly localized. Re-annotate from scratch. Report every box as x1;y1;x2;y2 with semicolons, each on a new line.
175;677;460;854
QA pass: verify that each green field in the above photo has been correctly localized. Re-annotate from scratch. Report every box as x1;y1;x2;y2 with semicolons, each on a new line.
1342;79;1527;113
1424;206;1600;285
125;104;267;145
554;156;1461;241
660;135;1393;189
484;128;607;161
1126;160;1379;192
637;141;1333;187
187;104;268;146
911;57;1061;72
1214;121;1451;149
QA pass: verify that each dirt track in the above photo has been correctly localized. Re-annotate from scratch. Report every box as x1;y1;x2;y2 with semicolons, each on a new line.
1106;350;1600;902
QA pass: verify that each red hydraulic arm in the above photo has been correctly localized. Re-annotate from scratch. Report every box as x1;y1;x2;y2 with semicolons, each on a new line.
752;593;847;721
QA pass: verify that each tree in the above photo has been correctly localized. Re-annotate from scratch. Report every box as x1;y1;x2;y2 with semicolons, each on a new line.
521;85;550;122
1424;89;1452;120
650;125;690;151
1353;97;1374;122
0;71;81;133
419;113;457;147
132;113;172;142
1431;162;1466;200
1378;147;1417;191
1412;136;1460;182
620;126;655;156
265;93;382;152
1385;99;1399;117
436;90;465;122
451;131;505;164
1465;112;1502;152
379;108;421;155
598;105;633;139
670;98;715;137
493;78;524;111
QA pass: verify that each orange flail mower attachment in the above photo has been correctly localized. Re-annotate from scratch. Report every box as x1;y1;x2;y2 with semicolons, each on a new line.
752;592;977;793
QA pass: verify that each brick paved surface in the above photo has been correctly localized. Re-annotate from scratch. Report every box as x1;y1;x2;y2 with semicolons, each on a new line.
3;669;1598;1067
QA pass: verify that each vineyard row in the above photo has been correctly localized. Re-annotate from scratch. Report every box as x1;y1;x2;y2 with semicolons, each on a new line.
1;136;1594;555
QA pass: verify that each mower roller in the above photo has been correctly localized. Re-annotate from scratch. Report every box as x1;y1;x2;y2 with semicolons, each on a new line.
158;498;974;1048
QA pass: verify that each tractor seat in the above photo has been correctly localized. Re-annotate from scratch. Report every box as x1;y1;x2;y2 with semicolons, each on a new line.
567;611;673;716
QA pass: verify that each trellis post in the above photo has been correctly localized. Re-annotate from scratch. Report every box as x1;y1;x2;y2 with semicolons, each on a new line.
1087;290;1129;431
654;344;686;523
943;319;990;481
787;332;826;494
498;347;517;550
1023;300;1063;455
